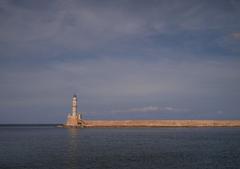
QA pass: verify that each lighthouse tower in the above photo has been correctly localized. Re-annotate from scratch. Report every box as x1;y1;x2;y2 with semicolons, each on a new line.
71;94;77;116
66;94;83;127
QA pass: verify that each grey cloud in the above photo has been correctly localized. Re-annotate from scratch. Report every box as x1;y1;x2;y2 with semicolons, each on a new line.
1;57;240;110
112;106;160;113
1;0;240;122
1;0;240;53
110;106;189;114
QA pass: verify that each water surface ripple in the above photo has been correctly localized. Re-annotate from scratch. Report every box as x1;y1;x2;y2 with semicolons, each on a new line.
0;126;240;169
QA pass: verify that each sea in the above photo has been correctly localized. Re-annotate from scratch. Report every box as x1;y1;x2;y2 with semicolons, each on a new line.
0;125;240;169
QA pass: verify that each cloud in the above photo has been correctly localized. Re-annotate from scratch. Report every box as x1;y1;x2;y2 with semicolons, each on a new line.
1;57;239;112
217;110;224;114
0;0;149;49
1;0;240;54
110;106;189;114
130;106;159;112
1;0;240;122
164;107;189;112
112;106;160;113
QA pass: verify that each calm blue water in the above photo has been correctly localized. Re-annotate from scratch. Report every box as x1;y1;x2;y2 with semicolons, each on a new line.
0;126;240;169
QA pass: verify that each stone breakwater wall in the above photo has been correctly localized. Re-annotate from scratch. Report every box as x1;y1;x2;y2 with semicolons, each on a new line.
83;120;240;127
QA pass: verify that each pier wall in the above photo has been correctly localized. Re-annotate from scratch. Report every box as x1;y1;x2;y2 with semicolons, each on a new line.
83;120;240;127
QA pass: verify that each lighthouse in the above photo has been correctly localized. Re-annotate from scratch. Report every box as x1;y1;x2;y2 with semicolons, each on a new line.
71;94;77;116
65;94;83;127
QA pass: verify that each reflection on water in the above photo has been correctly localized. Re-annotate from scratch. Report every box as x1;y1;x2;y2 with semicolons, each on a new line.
67;128;79;169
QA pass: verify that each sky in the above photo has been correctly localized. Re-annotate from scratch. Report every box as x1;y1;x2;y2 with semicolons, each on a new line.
0;0;240;123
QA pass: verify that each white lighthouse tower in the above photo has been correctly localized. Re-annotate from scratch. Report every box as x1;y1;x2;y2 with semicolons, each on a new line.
72;94;77;116
65;94;83;127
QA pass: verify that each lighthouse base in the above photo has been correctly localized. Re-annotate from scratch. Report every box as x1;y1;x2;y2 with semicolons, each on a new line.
65;114;84;127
